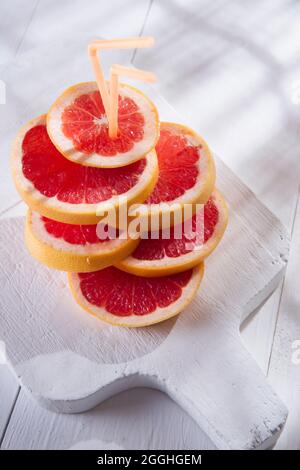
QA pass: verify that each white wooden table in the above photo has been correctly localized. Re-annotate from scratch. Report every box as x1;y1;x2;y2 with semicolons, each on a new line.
0;0;300;450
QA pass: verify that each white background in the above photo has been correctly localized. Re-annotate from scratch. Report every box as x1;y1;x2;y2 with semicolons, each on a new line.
0;0;300;449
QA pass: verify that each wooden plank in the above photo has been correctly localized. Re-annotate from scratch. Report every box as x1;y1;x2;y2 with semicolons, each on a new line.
1;387;215;450
241;285;283;372
0;203;25;445
0;0;38;64
269;190;300;450
17;0;151;56
0;365;19;444
0;202;26;220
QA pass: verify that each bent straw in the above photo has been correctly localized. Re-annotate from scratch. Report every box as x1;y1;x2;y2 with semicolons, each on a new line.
110;64;156;82
88;45;110;118
88;37;155;138
91;37;154;51
109;65;156;139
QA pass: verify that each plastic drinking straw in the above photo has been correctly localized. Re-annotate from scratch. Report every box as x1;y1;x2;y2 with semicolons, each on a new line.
88;37;155;138
109;64;156;138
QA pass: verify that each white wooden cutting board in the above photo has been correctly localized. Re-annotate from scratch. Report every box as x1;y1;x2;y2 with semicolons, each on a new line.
0;152;289;450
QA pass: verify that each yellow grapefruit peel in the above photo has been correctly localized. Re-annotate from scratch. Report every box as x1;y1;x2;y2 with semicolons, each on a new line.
25;210;140;273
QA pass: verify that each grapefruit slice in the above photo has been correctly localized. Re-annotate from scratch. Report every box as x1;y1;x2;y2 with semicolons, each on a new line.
68;264;204;327
25;210;138;272
11;115;158;225
47;82;159;168
117;190;228;277
135;121;215;226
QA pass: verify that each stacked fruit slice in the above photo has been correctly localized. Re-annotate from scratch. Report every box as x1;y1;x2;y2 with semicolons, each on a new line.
11;82;227;327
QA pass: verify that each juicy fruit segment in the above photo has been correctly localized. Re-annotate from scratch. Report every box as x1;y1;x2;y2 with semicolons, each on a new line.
25;211;139;273
62;92;144;156
79;268;192;315
12;115;158;224
145;122;215;206
117;190;228;277
146;128;199;204
134;197;218;259
69;265;204;327
47;82;159;168
22;124;147;203
42;216;112;245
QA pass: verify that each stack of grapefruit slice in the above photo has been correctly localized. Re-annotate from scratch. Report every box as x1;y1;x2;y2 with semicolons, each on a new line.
11;82;227;327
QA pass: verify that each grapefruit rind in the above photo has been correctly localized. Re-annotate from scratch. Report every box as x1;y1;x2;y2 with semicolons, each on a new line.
11;115;159;225
25;210;139;272
47;81;159;168
68;264;204;327
117;190;228;277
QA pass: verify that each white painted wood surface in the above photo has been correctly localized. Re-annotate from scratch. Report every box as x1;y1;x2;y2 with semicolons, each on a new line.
0;365;19;442
1;0;300;450
1;387;215;450
0;0;38;65
269;191;300;450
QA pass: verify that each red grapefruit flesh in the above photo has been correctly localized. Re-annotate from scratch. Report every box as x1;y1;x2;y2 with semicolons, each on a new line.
69;264;204;327
139;122;215;225
47;82;159;168
118;190;228;276
12;115;158;225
